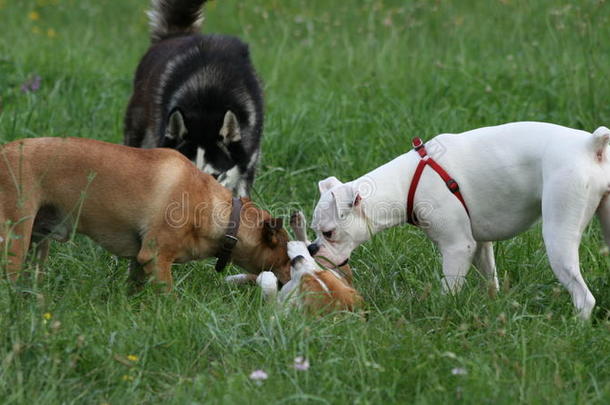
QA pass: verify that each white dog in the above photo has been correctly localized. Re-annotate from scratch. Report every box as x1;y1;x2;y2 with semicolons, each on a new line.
308;122;610;319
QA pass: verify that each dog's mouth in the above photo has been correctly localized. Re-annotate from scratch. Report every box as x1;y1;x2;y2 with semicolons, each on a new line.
315;255;349;269
337;258;349;267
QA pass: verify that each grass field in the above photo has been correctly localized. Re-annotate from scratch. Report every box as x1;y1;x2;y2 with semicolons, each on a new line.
1;0;610;403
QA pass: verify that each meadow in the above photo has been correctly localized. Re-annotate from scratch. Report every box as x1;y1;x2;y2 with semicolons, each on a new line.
1;0;610;403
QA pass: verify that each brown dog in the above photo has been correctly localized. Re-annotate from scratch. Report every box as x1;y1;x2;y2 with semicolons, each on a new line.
0;137;290;290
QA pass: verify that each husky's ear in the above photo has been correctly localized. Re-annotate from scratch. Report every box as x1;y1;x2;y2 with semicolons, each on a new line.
166;109;187;140
331;183;361;219
220;110;241;144
318;176;343;195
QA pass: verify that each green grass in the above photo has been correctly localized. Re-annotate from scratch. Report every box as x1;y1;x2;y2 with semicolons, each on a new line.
2;0;610;403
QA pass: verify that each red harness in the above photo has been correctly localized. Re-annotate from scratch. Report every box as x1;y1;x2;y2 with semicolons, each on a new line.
406;137;469;225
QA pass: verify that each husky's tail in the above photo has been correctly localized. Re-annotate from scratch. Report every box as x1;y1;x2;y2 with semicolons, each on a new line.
147;0;207;43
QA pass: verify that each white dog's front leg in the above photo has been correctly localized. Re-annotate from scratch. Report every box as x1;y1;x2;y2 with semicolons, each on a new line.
439;241;476;293
420;194;476;294
473;242;499;292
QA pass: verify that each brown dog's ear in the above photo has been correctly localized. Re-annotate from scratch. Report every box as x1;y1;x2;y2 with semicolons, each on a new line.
262;218;284;246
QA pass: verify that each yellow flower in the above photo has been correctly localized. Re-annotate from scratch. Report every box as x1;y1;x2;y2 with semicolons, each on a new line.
122;374;134;382
28;11;41;21
127;354;138;362
32;26;41;35
47;28;57;38
43;312;52;320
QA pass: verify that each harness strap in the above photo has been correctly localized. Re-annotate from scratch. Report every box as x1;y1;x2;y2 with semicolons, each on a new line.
407;137;469;225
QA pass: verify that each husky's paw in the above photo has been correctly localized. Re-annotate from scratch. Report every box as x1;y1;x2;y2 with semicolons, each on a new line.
256;271;278;300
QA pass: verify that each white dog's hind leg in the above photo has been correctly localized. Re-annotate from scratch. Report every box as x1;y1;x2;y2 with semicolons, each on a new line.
596;195;610;250
473;242;499;292
542;178;598;319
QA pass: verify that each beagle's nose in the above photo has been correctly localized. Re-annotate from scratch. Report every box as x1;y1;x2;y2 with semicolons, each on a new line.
307;243;320;256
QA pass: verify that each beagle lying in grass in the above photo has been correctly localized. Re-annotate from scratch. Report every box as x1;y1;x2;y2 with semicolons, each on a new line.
227;212;363;314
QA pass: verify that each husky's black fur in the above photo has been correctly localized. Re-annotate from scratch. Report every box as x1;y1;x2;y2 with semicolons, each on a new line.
124;0;264;196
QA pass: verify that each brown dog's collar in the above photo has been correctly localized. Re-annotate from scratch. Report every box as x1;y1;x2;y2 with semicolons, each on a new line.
215;197;243;272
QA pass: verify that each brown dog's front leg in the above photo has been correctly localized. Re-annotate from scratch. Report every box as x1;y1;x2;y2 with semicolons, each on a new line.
32;239;50;286
136;248;174;293
127;259;147;294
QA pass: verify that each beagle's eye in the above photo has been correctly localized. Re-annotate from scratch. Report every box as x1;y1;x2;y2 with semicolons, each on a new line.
322;230;333;239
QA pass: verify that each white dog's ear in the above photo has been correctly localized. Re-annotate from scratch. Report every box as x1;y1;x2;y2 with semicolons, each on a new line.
318;176;343;194
166;109;187;140
331;184;361;219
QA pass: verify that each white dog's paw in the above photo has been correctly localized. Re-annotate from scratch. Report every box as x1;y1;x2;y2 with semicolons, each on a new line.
225;273;257;285
291;255;319;276
256;271;278;300
287;241;309;259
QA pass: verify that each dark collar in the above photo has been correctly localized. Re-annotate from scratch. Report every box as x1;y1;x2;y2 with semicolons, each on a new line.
215;197;243;272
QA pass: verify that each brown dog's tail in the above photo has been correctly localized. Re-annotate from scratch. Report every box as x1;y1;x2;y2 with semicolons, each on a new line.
147;0;207;43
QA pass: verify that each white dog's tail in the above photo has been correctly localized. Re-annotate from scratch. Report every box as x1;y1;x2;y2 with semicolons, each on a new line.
594;126;610;251
591;126;610;163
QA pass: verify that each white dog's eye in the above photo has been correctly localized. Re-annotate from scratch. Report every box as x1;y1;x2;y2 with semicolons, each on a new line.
322;230;333;239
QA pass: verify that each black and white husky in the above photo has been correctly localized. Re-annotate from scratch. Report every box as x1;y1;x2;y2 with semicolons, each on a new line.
124;0;264;197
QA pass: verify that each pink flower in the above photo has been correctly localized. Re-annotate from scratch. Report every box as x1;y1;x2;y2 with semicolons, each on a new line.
21;75;41;93
293;356;310;371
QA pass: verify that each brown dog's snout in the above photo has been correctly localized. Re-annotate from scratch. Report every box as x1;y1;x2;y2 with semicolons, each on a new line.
307;243;320;256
